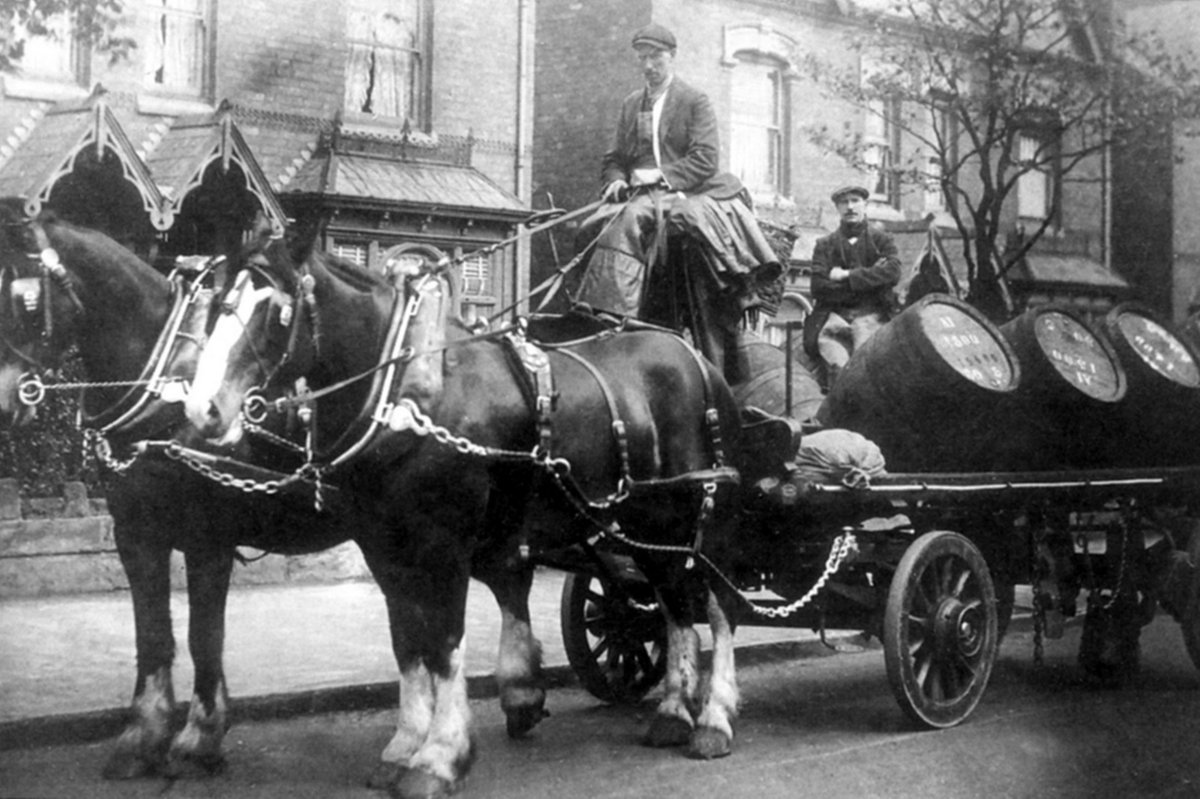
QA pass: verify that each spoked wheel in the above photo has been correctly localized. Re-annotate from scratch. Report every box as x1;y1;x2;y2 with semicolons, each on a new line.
560;571;667;703
1181;529;1200;672
883;531;999;729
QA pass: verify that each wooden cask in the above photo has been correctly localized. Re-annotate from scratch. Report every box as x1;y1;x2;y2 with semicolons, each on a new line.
1102;303;1200;466
817;294;1021;472
730;335;824;422
998;305;1127;470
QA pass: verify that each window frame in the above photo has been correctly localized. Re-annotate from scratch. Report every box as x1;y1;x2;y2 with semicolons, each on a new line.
729;52;789;199
863;96;901;208
1015;129;1061;226
139;0;213;101
923;99;957;215
342;0;431;130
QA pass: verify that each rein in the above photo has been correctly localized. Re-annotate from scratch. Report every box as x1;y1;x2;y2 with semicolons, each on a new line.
18;262;216;430
252;279;518;416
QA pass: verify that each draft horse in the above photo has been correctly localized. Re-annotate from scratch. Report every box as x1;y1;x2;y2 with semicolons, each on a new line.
0;212;550;787
184;220;750;797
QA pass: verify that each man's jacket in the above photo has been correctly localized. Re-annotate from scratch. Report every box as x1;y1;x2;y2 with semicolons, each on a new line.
601;78;743;199
810;224;902;314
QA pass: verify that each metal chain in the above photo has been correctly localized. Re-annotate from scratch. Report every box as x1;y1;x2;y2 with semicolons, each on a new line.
243;418;307;453
1032;598;1045;666
162;442;321;495
84;429;142;474
1097;518;1132;612
607;528;858;620
19;373;160;403
391;398;542;462
747;532;858;619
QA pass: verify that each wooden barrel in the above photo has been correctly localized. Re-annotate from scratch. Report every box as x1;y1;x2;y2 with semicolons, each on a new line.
1102;303;1200;466
817;294;1021;472
730;334;824;422
998;305;1127;470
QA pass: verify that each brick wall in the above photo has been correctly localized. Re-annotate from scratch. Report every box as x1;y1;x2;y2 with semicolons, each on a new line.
0;480;369;599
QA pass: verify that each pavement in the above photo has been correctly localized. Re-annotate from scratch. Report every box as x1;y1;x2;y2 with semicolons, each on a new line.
0;569;828;750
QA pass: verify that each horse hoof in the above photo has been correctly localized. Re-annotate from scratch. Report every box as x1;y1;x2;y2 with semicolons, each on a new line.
688;726;733;760
391;767;461;799
505;705;550;738
643;715;692;748
101;750;159;780
367;761;409;790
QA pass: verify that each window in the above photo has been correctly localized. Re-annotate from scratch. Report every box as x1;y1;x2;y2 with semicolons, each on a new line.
459;254;493;299
332;240;369;267
10;12;78;81
730;57;787;197
1017;133;1055;221
344;0;426;125
863;98;899;206
142;0;209;96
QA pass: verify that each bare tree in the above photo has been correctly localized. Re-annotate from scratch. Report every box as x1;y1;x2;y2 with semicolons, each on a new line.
801;0;1200;320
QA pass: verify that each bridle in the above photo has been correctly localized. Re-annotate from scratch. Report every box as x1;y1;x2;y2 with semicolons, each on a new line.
1;221;85;401
212;258;317;422
2;218;216;438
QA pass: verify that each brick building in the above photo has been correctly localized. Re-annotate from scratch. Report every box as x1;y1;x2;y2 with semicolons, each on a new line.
1119;0;1200;323
0;0;535;324
532;0;1172;326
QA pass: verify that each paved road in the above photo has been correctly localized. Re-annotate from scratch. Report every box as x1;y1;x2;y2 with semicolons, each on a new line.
0;569;809;725
3;611;1198;798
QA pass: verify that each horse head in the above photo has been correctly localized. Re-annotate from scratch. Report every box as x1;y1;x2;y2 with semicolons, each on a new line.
0;210;87;426
186;215;454;457
187;217;309;446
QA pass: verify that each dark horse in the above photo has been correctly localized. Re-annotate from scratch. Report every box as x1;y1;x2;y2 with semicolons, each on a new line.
0;213;551;789
184;220;749;796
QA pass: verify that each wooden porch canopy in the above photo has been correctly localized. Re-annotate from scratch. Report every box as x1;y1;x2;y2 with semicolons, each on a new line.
0;91;287;233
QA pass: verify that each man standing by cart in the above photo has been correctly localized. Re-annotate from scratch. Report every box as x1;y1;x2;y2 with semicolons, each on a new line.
573;23;781;384
804;185;902;389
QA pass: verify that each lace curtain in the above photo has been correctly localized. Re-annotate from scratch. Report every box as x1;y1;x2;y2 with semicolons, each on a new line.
344;0;420;120
143;0;205;93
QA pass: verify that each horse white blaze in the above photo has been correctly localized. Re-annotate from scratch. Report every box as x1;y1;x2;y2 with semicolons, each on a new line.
409;641;472;783
382;662;435;766
185;281;274;442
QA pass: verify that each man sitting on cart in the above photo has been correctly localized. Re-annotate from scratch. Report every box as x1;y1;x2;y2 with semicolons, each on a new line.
573;22;782;385
804;185;902;390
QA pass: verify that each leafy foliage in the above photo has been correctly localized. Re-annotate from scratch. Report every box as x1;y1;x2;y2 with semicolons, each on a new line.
1;0;134;71
0;352;102;496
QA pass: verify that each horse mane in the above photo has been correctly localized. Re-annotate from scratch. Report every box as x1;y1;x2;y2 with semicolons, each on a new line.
310;248;393;293
36;212;166;292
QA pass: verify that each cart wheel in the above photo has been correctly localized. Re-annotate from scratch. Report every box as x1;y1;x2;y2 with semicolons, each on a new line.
883;531;999;729
1181;531;1200;672
560;571;666;703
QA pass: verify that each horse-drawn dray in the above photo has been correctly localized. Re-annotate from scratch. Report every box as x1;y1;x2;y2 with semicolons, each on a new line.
4;207;1200;799
551;285;1200;730
556;459;1200;728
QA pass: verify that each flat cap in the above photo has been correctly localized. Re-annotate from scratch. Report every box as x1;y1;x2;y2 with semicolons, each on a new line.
632;23;677;51
830;185;870;203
